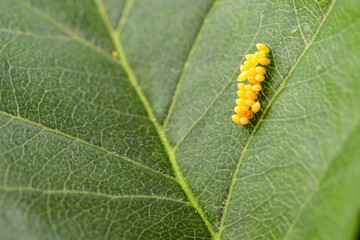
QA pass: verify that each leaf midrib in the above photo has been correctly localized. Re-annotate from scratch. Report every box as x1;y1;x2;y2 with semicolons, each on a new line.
9;0;175;178
93;0;218;237
215;0;336;239
10;0;207;219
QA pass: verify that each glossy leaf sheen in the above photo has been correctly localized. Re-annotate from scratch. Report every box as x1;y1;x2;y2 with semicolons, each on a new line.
0;0;359;239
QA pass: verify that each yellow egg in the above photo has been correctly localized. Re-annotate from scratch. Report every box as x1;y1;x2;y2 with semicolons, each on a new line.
259;51;265;58
255;66;266;75
256;43;270;53
245;99;256;107
238;83;246;90
232;114;241;124
259;58;271;65
247;111;254;119
252;51;262;65
251;102;261;113
245;54;253;62
244;60;256;69
240;117;249;125
252;84;262;92
237;111;247;117
245;84;253;91
237;90;247;98
249;68;256;76
255;74;265;82
237;71;249;81
248;76;259;84
246;91;258;100
240;65;247;72
235;98;246;106
239;105;249;112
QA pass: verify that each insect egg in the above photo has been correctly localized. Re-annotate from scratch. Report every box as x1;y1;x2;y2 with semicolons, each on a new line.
239;105;248;112
251;102;261;113
237;90;247;98
252;52;262;65
236;98;246;105
255;74;265;82
237;71;249;81
255;66;266;75
240;117;249;125
248;68;256;75
238;111;247;117
252;84;262;92
256;43;270;53
238;83;246;90
240;65;246;72
244;60;255;69
245;99;256;107
259;58;271;65
232;114;241;124
246;91;258;100
245;84;253;91
245;54;253;61
233;43;270;125
248;76;259;84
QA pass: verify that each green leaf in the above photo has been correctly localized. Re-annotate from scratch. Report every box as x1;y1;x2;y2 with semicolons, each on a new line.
0;0;359;239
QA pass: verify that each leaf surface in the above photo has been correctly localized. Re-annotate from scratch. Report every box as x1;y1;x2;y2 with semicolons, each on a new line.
0;0;359;239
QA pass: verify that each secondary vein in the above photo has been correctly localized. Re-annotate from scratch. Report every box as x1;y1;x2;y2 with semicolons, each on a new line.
0;110;174;182
215;1;336;239
16;0;119;64
172;2;267;149
163;0;219;127
0;186;192;205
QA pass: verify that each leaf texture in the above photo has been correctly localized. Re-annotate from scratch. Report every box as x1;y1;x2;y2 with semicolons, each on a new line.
0;0;359;239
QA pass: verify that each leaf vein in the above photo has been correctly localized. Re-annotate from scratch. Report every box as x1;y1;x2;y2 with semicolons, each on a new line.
216;1;336;238
15;0;118;64
0;110;175;181
92;0;217;236
163;0;219;127
282;118;359;239
174;2;267;150
292;0;308;45
0;186;191;205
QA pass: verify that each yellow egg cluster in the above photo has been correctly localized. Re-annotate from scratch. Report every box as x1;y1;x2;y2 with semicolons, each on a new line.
232;43;271;125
